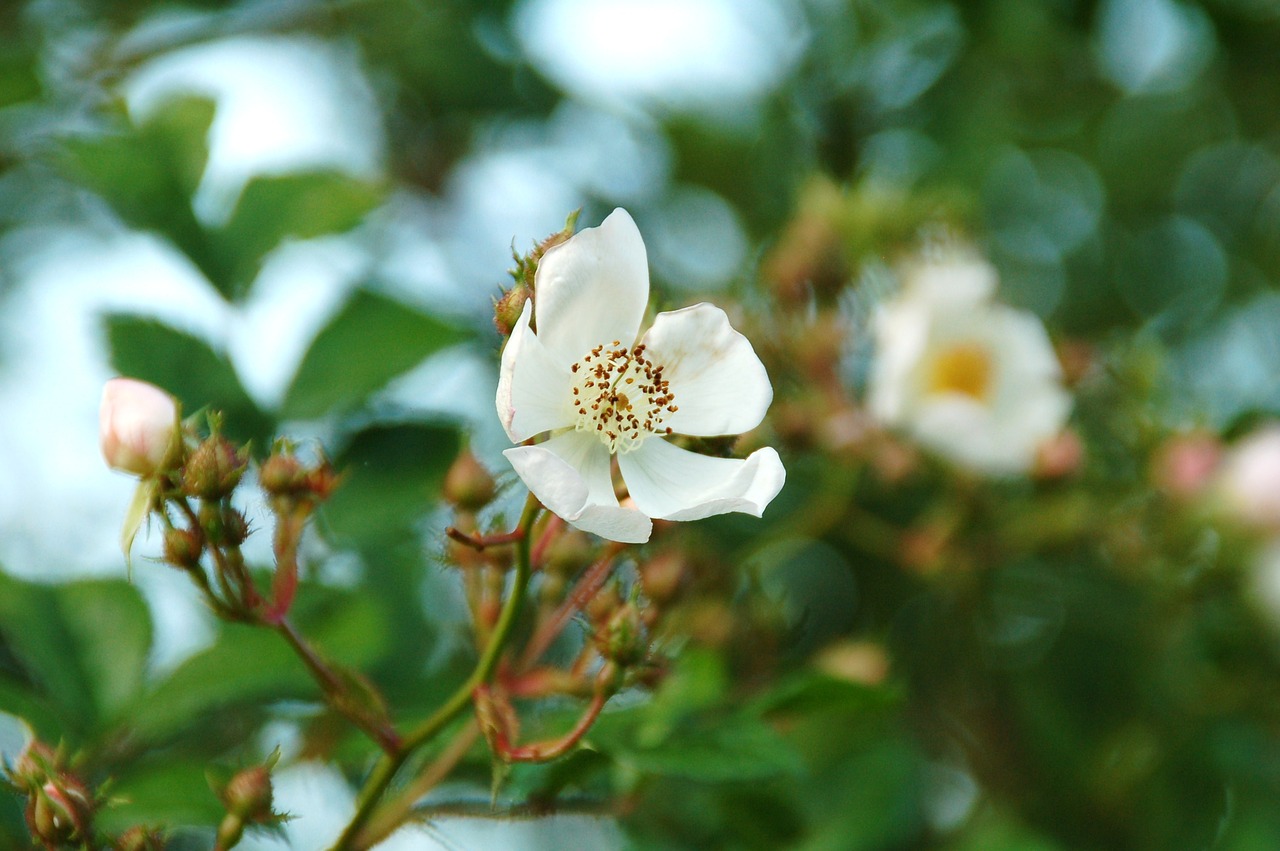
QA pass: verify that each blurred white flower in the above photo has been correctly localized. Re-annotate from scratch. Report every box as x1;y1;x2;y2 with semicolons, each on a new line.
100;377;179;477
497;208;785;543
1218;426;1280;529
868;251;1071;474
1249;540;1280;629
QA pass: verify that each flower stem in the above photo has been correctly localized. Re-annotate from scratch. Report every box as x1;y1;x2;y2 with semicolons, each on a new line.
351;721;481;850
328;494;541;851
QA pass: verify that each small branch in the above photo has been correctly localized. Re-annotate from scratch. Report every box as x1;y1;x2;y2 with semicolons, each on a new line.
274;619;400;754
520;546;622;669
351;722;481;850
328;494;542;851
446;526;524;551
529;515;564;568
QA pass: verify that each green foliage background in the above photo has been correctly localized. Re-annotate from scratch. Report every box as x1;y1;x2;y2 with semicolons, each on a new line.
1;0;1280;848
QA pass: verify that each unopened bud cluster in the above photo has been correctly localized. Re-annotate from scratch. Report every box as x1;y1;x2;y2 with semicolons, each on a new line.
494;210;580;337
5;741;104;850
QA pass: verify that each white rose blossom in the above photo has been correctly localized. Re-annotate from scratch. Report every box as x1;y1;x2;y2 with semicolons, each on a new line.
496;208;786;544
868;251;1071;474
100;376;181;562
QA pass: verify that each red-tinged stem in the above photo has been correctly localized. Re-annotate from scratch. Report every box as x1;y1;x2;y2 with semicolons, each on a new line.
445;526;524;551
487;665;617;763
274;619;400;754
519;545;622;669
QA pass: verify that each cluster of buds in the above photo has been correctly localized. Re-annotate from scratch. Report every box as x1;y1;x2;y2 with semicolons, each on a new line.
213;752;287;851
100;378;343;625
493;210;580;337
6;742;97;850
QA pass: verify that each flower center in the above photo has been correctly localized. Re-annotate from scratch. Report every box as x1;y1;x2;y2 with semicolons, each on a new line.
928;342;993;400
569;340;677;453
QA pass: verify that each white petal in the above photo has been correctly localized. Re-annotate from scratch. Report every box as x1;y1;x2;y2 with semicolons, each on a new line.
640;303;773;437
618;438;785;521
504;431;651;543
496;301;576;442
533;208;650;364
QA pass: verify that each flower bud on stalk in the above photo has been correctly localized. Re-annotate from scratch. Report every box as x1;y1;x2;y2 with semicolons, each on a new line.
116;826;166;851
100;378;180;477
596;603;647;667
27;778;94;848
493;284;530;338
443;449;497;511
215;755;285;851
182;435;249;500
163;526;204;570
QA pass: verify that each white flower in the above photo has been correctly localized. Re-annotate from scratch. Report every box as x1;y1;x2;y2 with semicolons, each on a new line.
868;251;1071;474
496;208;785;544
1218;426;1280;529
100;377;180;477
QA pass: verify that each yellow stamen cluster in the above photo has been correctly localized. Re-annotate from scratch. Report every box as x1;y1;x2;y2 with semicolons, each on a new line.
570;340;677;453
928;342;994;401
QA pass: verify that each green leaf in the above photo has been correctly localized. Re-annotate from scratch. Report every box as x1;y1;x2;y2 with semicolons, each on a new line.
56;581;152;724
104;316;272;447
61;98;224;284
282;291;467;420
607;715;803;783
98;758;226;831
214;171;384;298
320;422;460;546
129;588;388;742
0;576;153;738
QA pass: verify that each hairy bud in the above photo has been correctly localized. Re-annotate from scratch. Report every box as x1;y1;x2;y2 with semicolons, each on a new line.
182;435;249;500
223;766;273;822
116;825;166;851
444;449;497;511
27;778;93;847
163;527;204;569
493;284;530;338
597;603;648;667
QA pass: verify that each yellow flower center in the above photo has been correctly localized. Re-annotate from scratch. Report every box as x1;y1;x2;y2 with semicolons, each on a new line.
928;342;993;400
569;340;677;453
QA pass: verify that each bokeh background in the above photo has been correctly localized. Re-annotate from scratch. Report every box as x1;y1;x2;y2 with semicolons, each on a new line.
2;0;1280;848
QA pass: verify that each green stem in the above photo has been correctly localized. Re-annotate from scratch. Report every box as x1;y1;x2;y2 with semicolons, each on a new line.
328;494;541;851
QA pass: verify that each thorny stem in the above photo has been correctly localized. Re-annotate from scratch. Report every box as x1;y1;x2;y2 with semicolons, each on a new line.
328;494;542;851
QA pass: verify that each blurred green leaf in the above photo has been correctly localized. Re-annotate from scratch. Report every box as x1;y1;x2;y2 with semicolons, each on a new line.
98;758;225;832
129;588;388;743
282;290;466;420
0;576;152;739
58;582;151;724
602;714;802;784
320;422;460;546
104;315;273;447
214;171;384;299
61;98;223;282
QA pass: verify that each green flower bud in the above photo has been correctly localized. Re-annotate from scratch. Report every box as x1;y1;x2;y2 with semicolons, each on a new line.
162;526;204;569
182;436;248;500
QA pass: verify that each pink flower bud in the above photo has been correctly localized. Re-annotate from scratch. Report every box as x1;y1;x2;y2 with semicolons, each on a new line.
100;379;179;477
